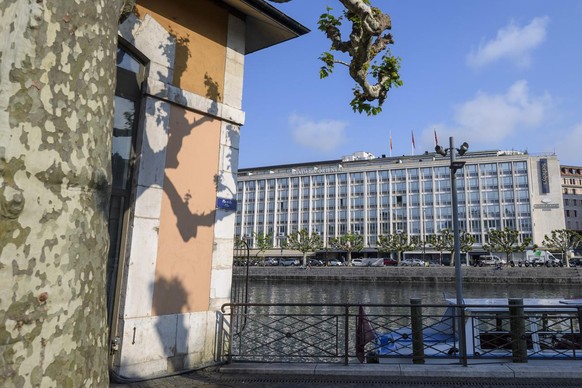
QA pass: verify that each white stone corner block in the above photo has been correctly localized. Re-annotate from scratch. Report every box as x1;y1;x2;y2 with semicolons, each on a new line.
123;217;160;318
216;171;237;198
210;268;233;300
214;210;236;239
220;123;240;150
212;238;235;268
119;14;175;83
137;98;169;187
134;185;164;219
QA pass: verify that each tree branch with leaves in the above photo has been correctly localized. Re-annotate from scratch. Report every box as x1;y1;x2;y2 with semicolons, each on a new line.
270;0;402;115
253;231;273;265
377;231;419;265
329;232;364;266
543;229;582;268
484;228;531;266
428;230;451;266
283;229;323;267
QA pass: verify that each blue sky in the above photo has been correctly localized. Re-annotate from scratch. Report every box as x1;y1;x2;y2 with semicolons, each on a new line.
240;1;582;168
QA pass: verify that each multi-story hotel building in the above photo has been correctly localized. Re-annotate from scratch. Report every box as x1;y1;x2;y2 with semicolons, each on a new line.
235;150;565;260
561;165;582;234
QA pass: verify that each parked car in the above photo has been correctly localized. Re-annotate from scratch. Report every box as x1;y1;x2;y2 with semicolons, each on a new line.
400;258;426;267
327;259;342;266
474;255;505;267
383;257;398;266
264;257;279;266
511;250;562;267
352;259;365;267
280;258;299;266
308;258;323;267
569;258;582;267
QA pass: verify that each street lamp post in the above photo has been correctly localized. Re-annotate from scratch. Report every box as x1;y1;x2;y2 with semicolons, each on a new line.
279;233;285;259
422;209;426;264
435;136;468;366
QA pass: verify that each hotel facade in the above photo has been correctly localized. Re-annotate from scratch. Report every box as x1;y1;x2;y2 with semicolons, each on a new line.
235;150;565;260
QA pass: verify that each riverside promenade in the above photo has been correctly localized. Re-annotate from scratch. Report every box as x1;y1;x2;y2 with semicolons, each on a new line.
235;265;582;285
110;360;582;387
111;266;582;387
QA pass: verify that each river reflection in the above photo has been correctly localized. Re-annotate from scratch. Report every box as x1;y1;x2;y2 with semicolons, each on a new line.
244;280;581;305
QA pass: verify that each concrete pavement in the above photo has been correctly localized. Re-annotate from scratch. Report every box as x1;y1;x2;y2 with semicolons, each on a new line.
110;360;582;387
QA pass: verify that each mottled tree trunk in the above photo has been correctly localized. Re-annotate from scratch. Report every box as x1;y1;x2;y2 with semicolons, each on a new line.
0;1;121;386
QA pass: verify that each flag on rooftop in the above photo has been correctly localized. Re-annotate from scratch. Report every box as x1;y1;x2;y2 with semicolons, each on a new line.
389;131;392;157
411;129;416;155
434;128;439;146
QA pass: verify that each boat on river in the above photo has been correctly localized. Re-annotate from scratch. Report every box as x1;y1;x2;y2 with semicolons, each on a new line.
364;298;582;361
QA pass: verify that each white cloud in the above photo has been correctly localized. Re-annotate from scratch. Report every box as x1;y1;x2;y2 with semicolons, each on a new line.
467;16;549;68
454;80;550;143
289;114;348;152
554;123;582;165
419;81;552;151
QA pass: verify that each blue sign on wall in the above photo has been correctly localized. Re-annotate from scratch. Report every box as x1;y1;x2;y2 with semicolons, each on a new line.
539;159;550;194
216;197;237;211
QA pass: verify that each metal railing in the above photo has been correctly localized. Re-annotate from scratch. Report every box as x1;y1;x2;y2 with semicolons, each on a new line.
216;300;582;365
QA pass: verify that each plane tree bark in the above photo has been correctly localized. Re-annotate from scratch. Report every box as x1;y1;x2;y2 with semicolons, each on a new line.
0;1;129;386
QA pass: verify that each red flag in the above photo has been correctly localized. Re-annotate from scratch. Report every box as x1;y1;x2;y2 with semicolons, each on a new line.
389;132;393;152
434;128;439;146
356;306;375;363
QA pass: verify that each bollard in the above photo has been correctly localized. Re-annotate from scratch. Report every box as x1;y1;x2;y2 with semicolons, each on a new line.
411;298;425;364
509;298;528;363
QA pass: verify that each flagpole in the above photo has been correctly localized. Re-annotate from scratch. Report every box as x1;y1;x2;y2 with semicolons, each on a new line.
411;129;415;156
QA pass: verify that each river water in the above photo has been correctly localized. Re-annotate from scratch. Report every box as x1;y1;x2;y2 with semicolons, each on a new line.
243;279;582;305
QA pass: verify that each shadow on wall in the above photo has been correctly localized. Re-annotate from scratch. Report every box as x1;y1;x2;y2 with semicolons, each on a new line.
162;176;215;241
121;4;236;234
152;276;190;366
139;28;232;242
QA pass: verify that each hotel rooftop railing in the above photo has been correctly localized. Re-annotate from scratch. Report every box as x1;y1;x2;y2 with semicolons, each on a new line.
217;300;582;365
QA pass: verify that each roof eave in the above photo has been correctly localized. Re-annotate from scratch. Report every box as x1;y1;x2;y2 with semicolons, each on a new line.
222;0;310;54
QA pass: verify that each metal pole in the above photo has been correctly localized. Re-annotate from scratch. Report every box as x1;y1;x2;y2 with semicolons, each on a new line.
449;136;467;365
509;298;527;363
411;298;425;364
422;210;426;263
344;305;350;365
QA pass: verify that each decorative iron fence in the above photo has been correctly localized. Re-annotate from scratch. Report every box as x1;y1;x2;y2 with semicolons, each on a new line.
217;300;582;365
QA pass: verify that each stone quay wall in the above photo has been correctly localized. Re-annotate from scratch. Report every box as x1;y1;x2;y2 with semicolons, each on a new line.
233;266;582;285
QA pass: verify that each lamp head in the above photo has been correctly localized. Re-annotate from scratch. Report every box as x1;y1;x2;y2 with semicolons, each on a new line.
458;142;469;156
435;145;448;157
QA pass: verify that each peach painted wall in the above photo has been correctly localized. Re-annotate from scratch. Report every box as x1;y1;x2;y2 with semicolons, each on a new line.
136;0;227;100
152;105;221;315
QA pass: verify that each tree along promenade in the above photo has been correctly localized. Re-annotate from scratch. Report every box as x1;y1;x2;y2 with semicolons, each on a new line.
233;266;582;285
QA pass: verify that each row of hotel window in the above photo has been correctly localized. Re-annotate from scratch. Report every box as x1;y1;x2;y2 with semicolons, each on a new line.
240;191;531;213
239;173;528;192
238;205;532;225
239;205;531;224
239;180;529;205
